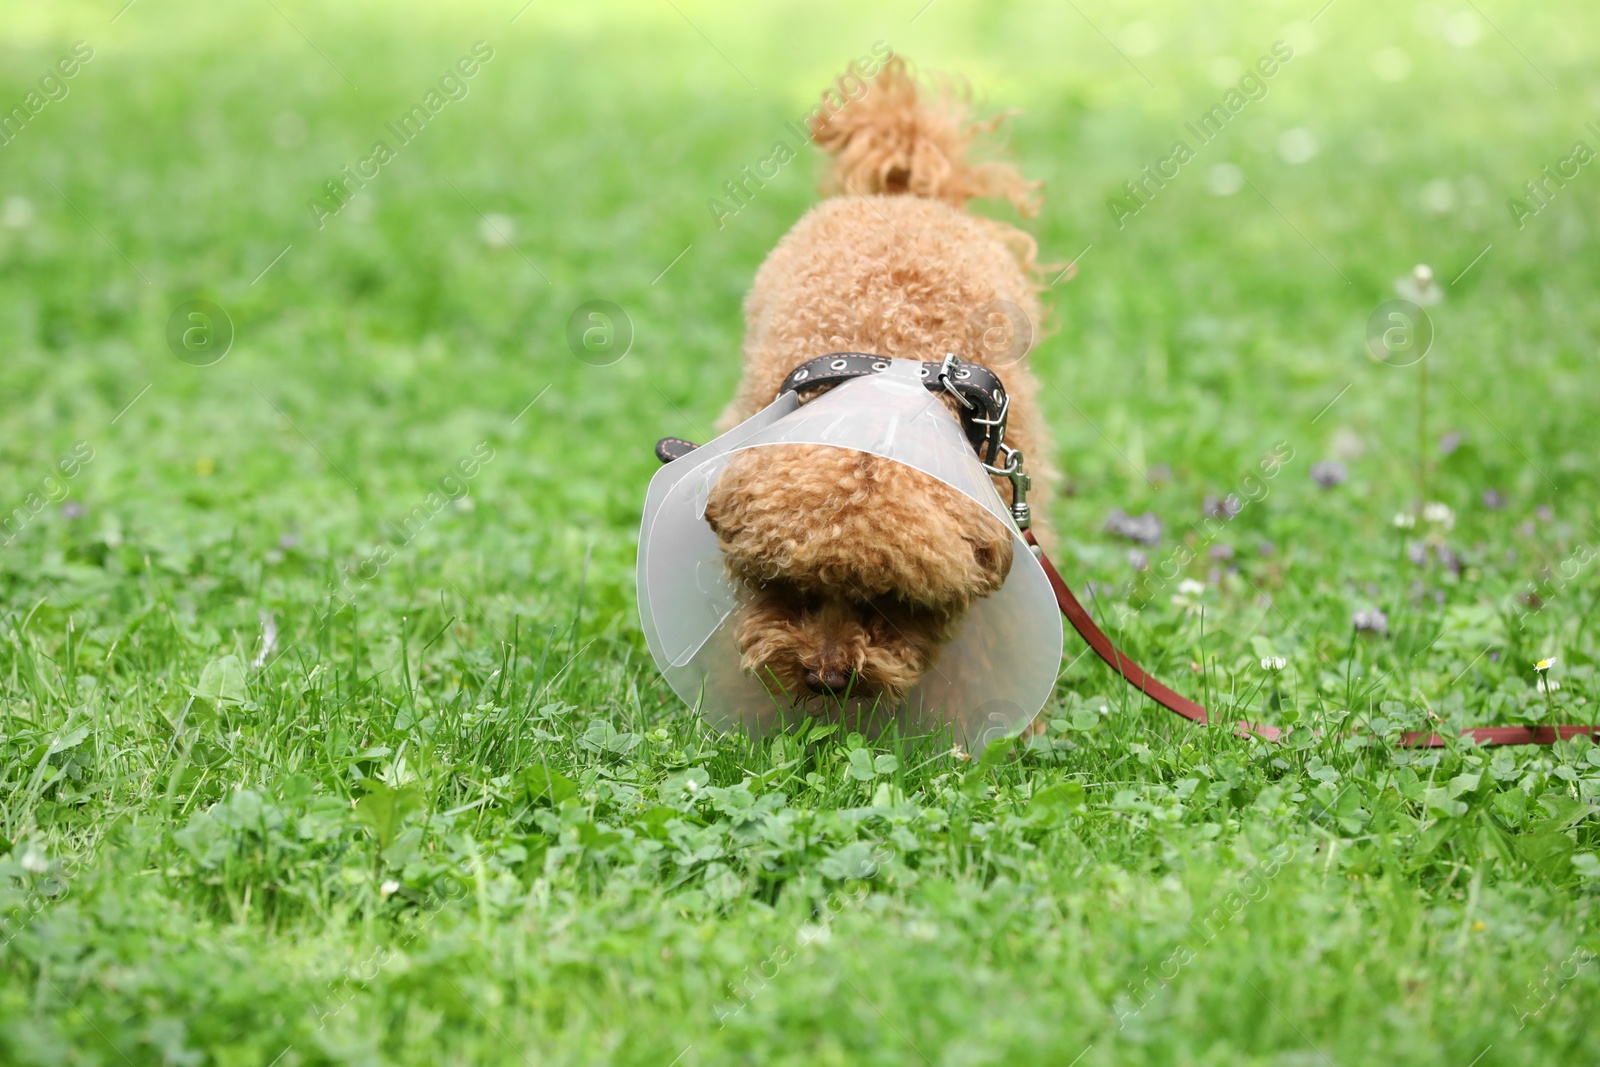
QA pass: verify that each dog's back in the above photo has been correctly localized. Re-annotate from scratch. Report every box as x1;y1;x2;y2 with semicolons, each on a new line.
720;58;1054;518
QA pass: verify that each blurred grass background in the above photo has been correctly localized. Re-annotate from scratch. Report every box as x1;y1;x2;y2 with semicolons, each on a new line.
2;0;1599;1063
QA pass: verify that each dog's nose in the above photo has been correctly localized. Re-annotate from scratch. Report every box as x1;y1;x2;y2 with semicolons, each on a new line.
804;668;853;694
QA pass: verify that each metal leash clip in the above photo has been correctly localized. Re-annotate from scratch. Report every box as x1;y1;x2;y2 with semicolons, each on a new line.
983;443;1033;535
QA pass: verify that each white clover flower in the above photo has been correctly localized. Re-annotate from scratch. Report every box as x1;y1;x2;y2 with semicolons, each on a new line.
380;879;401;898
1419;179;1455;214
1;195;34;230
1277;127;1319;165
1392;512;1416;529
1207;163;1244;197
1170;577;1208;613
1422;501;1455;529
1171;579;1203;614
20;848;49;874
796;924;831;947
1260;656;1287;672
1396;263;1443;306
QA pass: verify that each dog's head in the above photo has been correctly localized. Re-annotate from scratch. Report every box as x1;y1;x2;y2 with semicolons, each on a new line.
703;443;1013;704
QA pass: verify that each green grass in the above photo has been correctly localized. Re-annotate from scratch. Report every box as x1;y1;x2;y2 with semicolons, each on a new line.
3;0;1600;1063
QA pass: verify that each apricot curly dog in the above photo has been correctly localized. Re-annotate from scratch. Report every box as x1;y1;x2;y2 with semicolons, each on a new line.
702;57;1057;708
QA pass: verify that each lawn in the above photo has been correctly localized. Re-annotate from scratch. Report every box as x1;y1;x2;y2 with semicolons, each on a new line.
3;0;1599;1063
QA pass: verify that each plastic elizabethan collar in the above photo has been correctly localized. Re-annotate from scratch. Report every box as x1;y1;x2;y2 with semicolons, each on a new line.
637;360;1063;744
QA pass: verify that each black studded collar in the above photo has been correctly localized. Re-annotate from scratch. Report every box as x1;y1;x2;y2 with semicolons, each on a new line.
655;353;1011;466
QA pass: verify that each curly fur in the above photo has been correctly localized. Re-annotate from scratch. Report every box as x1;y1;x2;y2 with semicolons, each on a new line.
810;57;1042;217
704;57;1055;708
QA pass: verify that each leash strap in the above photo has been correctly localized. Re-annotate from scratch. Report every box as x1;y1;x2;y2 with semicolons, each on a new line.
1023;529;1209;726
1024;530;1597;748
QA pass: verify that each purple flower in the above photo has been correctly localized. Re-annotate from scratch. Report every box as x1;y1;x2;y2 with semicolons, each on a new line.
1482;489;1504;510
1105;509;1162;547
1257;539;1276;557
1146;463;1173;485
1202;494;1242;521
1438;431;1462;456
1209;543;1235;561
1407;542;1427;567
1352;608;1388;635
1128;549;1149;572
1433;543;1462;575
279;532;301;550
1310;460;1347;489
61;501;85;520
1536;505;1553;522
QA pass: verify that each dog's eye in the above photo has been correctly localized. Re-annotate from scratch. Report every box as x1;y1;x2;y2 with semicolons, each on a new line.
864;595;917;621
760;579;822;613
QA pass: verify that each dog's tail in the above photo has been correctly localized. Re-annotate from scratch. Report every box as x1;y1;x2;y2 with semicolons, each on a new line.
809;56;1041;217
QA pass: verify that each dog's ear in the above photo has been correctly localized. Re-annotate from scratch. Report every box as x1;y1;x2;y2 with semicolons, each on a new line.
703;462;752;543
966;517;1014;595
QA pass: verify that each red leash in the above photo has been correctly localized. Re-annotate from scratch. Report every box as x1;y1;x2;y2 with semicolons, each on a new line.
1024;531;1596;748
